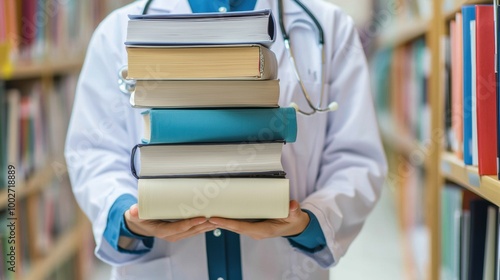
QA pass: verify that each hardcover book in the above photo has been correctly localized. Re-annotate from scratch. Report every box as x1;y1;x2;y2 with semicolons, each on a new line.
138;178;290;219
131;142;285;178
141;108;297;144
126;44;277;80
130;79;280;108
126;9;276;46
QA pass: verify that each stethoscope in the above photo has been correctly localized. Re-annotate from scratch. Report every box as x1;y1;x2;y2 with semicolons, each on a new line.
118;0;339;116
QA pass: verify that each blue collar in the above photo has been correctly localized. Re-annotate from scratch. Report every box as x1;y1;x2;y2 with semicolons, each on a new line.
188;0;257;13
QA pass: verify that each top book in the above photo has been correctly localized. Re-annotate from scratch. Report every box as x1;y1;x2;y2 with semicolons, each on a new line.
126;9;276;46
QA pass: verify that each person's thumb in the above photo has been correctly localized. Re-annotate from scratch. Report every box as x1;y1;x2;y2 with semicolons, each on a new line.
128;204;140;220
288;200;301;218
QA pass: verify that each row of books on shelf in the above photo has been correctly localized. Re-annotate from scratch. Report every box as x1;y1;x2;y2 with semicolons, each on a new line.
0;0;132;69
126;10;295;219
387;153;428;278
443;4;499;176
0;177;80;280
0;75;76;187
376;0;432;21
441;183;500;280
372;38;431;145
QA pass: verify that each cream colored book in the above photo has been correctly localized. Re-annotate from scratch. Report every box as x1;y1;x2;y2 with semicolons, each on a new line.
126;44;277;80
138;178;289;219
130;79;280;108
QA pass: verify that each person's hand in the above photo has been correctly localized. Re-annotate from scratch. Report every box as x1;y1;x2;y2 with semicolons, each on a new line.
124;204;216;242
208;200;310;239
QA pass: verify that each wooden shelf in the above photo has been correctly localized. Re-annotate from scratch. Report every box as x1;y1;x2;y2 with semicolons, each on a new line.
1;56;85;80
441;152;500;207
0;162;58;209
23;220;90;280
443;0;493;21
377;19;429;49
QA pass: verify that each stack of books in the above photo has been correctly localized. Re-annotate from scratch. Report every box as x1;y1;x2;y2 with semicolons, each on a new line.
125;10;298;220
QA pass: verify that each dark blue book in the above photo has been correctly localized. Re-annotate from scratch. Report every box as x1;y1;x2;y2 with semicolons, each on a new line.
467;199;490;280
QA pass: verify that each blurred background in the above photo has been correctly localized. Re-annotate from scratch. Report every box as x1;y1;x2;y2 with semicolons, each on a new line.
1;0;499;279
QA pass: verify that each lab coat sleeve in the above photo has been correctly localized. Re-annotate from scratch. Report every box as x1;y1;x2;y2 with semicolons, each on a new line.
299;11;388;268
64;10;145;266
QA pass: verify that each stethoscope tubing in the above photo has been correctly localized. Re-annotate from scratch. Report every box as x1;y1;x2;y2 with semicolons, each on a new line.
137;0;337;115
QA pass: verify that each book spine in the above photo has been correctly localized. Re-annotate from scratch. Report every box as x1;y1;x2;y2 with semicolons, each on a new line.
145;108;297;144
463;6;476;165
497;5;500;179
462;5;476;165
476;6;497;175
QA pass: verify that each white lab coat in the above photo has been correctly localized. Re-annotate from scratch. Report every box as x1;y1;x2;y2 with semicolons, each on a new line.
65;0;387;279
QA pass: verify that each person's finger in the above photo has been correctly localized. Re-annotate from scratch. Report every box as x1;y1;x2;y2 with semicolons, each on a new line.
153;217;208;238
129;204;140;218
286;200;302;220
210;218;275;238
163;222;217;242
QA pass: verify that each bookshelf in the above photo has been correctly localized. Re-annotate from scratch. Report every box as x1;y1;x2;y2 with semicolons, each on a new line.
23;218;90;280
372;0;500;280
0;57;85;80
0;162;56;209
0;1;134;279
441;152;500;207
377;20;429;49
374;0;496;279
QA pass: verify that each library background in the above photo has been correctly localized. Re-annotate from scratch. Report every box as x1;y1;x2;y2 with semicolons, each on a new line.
1;0;500;279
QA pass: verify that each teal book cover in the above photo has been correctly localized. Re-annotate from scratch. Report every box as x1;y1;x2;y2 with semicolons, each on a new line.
462;5;475;165
142;108;297;144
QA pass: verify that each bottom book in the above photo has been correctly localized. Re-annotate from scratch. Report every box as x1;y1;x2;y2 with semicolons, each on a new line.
138;178;289;220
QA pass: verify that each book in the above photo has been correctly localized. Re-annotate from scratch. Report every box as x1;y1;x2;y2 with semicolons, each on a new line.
460;190;480;280
131;142;285;178
130;79;280;108
141;108;297;144
138;178;289;219
496;208;500;280
461;210;471;280
444;34;453;152
441;185;463;280
468;199;490;280
0;81;6;187
126;10;276;46
475;6;498;175
6;89;19;169
452;14;464;159
471;19;479;166
496;4;500;179
483;205;498;280
126;44;277;80
462;6;476;165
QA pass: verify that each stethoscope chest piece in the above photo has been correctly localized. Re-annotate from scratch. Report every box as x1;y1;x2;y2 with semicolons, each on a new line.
118;65;136;95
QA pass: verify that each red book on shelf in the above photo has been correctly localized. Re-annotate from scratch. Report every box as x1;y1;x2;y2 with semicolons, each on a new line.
475;6;497;175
